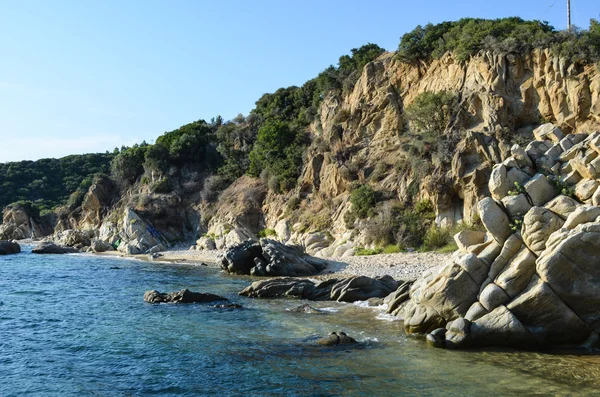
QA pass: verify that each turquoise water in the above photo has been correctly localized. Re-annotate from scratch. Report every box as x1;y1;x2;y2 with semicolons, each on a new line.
2;247;600;396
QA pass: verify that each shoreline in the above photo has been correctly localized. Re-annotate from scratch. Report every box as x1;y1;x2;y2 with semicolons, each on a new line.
94;245;451;281
18;237;450;281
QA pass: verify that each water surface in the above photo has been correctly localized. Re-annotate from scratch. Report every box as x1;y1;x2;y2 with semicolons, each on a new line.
1;247;599;396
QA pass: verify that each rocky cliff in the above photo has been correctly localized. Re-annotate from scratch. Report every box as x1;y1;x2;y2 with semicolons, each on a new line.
402;124;600;349
3;49;599;259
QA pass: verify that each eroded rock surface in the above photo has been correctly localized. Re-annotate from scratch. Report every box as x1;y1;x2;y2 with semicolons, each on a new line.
402;126;600;349
239;275;401;303
144;289;227;304
221;239;328;277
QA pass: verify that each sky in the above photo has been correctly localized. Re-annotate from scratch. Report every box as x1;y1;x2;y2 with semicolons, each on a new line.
0;0;598;162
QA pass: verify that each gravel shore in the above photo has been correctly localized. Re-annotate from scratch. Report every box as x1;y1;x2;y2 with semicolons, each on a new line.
319;251;450;281
90;243;449;281
156;247;450;281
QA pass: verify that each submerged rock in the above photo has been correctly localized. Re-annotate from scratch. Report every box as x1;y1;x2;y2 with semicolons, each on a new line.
316;332;358;346
32;241;78;254
289;304;325;314
0;240;20;255
221;239;328;277
144;289;227;304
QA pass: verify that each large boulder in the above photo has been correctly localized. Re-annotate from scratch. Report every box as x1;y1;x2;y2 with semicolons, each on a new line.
477;198;512;245
0;241;21;255
32;241;78;254
221;239;328;277
54;229;93;248
117;209;164;255
90;238;115;253
403;130;600;350
0;203;53;240
144;289;227;304
239;275;401;303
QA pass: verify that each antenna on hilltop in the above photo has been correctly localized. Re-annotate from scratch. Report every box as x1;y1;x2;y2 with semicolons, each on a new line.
567;0;571;31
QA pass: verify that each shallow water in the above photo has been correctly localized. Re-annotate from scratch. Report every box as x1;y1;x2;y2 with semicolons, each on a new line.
1;247;599;396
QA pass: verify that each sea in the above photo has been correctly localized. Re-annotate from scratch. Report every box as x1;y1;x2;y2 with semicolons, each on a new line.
1;246;599;396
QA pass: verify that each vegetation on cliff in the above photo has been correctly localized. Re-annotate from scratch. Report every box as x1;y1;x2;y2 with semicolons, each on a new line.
0;153;113;213
398;17;600;63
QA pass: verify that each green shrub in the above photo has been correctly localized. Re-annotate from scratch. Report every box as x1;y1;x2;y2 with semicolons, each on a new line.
151;178;171;193
397;17;600;64
350;184;377;218
422;225;452;250
405;91;456;133
355;247;383;256
257;228;277;238
382;244;402;254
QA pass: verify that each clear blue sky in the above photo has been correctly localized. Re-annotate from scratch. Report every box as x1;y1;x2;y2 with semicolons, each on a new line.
0;0;598;162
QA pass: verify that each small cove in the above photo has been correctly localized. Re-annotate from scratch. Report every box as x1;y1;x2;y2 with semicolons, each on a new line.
1;247;599;396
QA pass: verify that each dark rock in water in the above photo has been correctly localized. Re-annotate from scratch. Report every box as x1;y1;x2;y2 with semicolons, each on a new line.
0;240;20;255
200;262;208;266
289;304;325;314
32;241;78;254
213;303;243;309
221;239;328;277
239;275;401;303
144;289;227;304
109;266;121;270
316;332;358;346
426;328;447;348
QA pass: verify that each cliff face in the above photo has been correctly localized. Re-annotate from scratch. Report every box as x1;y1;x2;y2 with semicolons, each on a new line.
8;49;599;256
259;49;600;254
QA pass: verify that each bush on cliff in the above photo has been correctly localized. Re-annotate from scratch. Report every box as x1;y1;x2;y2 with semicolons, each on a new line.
405;91;457;133
397;17;600;64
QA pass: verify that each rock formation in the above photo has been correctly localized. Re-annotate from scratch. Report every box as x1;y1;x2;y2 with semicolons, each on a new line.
143;289;227;304
32;241;78;254
221;239;328;277
315;332;358;346
402;125;600;349
0;241;21;255
0;203;53;240
239;275;400;303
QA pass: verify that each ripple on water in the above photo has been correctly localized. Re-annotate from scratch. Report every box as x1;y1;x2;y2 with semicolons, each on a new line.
1;251;600;396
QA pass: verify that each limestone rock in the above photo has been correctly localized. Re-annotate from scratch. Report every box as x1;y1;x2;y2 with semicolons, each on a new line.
533;123;564;143
488;165;509;200
521;207;564;255
274;220;291;243
524;174;556;206
510;144;533;168
544;195;580;220
453;230;486;253
575;179;600;202
501;194;532;219
477;198;512;245
563;205;600;230
90;238;114;253
196;236;216;250
0;203;53;240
